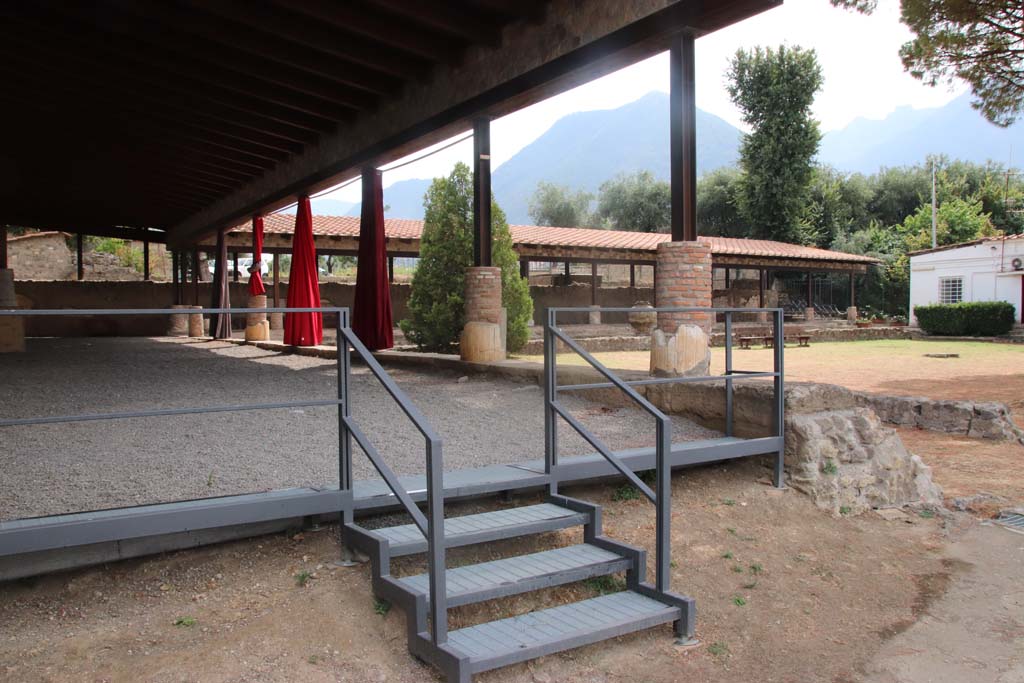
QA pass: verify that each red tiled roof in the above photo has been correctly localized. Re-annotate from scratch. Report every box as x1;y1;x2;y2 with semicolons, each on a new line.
909;231;1024;256
232;214;879;265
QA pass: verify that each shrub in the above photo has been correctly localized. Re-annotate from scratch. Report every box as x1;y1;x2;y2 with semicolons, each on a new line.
914;301;1016;337
400;163;532;353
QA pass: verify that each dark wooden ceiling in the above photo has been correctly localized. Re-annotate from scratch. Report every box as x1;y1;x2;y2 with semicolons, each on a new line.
0;0;547;236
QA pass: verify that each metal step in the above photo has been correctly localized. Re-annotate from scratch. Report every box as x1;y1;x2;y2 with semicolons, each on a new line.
363;503;588;557
447;590;680;674
395;543;630;608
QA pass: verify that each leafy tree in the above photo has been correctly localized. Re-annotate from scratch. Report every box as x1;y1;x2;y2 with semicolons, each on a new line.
595;170;671;232
399;163;532;353
899;196;998;252
696;167;748;237
832;0;1024;126
528;181;594;227
800;166;872;247
727;46;824;244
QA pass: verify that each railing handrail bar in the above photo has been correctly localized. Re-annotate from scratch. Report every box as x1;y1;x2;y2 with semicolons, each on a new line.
0;307;344;316
550;401;656;503
339;328;442;445
558;371;779;393
549;327;669;423
549;306;785;314
0;398;342;429
342;415;430;535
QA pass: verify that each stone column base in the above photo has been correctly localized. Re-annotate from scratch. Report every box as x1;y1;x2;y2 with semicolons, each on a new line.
168;304;190;337
460;321;504;363
245;295;270;341
650;324;711;377
846;306;858;322
269;312;284;330
588;305;601;325
805;307;816;321
188;306;205;337
0;269;25;353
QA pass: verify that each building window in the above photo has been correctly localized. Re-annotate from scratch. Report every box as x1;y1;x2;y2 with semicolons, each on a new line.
939;276;963;304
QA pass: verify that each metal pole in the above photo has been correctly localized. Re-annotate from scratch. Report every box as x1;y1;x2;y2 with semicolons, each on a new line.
655;416;671;592
724;311;733;437
669;32;697;242
426;436;447;645
143;240;150;280
590;262;598;306
931;162;937;249
273;253;281;308
473;117;492;267
76;234;84;281
544;307;559;495
773;309;785;488
629;264;635;288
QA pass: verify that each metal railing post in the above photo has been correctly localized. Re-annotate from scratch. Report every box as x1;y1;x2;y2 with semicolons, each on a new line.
773;309;785;488
426;437;447;645
655;416;672;592
339;309;352;496
544;308;559;495
724;311;733;437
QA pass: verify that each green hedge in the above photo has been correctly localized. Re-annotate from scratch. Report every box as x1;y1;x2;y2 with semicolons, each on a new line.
914;301;1016;336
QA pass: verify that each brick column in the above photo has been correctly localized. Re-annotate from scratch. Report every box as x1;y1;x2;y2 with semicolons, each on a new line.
654;241;712;333
461;266;504;362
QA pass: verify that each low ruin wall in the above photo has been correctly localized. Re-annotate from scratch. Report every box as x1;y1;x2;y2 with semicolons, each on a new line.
12;280;412;337
855;393;1024;444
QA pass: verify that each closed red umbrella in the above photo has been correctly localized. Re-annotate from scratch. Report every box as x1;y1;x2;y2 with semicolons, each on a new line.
352;168;394;349
248;215;266;296
284;197;323;346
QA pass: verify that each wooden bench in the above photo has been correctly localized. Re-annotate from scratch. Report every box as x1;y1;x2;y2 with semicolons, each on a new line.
760;335;811;348
738;336;759;350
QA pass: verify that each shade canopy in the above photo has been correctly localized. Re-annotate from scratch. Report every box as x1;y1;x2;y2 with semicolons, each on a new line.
352;169;393;350
284;197;322;346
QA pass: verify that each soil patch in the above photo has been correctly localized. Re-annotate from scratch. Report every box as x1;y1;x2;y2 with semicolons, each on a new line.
0;459;950;683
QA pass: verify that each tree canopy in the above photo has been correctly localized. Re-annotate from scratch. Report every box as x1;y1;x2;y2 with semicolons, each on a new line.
527;181;594;227
595;170;671;232
727;45;824;244
400;162;532;353
832;0;1024;126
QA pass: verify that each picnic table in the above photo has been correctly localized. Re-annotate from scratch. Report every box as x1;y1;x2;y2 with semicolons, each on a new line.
756;335;811;348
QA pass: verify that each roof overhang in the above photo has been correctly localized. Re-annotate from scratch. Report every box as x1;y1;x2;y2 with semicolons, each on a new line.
0;0;779;246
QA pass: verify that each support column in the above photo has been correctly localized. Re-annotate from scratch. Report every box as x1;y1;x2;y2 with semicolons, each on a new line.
629;264;636;288
192;248;200;306
652;241;712;377
232;251;239;283
589;262;600;324
461;267;504;362
472;117;492;268
847;272;857;321
724;267;730;288
270;253;283;330
0;225;24;352
143;239;150;280
669;32;697;242
519;259;528;280
388;256;395;283
76;234;84;281
805;271;815;321
172;251;179;302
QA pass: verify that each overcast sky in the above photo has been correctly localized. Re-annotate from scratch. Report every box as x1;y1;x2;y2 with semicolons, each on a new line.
321;0;965;205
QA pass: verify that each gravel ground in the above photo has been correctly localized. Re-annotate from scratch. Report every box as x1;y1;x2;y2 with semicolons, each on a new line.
0;338;717;520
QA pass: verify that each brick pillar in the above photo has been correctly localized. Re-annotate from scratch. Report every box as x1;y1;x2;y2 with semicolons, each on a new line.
461;266;504;362
654;241;712;333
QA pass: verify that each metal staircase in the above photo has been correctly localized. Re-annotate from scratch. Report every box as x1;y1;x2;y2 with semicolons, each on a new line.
338;306;784;681
344;494;691;683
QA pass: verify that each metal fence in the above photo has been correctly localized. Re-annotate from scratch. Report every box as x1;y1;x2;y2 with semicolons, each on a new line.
544;306;785;592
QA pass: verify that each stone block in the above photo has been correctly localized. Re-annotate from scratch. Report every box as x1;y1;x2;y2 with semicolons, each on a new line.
460;321;504;362
0;315;25;353
168;304;190;337
650;324;710;377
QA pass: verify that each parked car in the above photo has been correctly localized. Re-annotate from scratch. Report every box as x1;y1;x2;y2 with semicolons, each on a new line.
207;257;269;278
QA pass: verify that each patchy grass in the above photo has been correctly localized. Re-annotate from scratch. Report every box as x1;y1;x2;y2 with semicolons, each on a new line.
823;460;838;475
583;575;627;596
295;570;313;587
732;596;747;607
173;616;196;628
374;598;391;616
613;484;640;502
708;642;730;657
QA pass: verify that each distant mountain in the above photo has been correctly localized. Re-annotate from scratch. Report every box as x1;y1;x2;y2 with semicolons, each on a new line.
374;91;742;224
818;93;1024;173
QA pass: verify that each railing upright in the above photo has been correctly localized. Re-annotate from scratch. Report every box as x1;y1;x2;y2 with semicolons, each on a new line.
654;415;671;592
544;307;559;495
338;310;352;500
724;311;734;437
772;308;786;488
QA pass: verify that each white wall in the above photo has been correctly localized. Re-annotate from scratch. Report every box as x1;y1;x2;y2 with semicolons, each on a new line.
909;239;1024;326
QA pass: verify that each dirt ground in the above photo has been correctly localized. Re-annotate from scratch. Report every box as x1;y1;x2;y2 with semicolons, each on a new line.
523;339;1024;416
898;429;1024;513
0;459;962;683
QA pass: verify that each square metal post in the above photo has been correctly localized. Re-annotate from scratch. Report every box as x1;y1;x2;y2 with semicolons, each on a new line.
669;32;697;242
544;307;559;495
724;311;733;437
773;309;786;488
472;117;492;268
655;416;672;592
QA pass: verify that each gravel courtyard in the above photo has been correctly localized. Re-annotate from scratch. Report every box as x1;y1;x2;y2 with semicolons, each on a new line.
0;337;716;521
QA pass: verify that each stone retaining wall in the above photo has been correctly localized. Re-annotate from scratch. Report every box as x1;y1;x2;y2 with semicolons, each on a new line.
855;393;1024;444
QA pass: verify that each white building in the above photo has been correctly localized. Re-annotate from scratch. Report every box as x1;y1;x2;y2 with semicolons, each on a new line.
909;234;1024;326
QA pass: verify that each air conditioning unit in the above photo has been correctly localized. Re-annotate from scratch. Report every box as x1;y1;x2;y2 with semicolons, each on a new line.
1012;257;1024;271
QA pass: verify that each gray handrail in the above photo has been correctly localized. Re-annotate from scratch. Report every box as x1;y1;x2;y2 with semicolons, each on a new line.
337;323;448;646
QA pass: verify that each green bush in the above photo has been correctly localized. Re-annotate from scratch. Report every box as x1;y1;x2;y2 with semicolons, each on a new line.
914;301;1016;336
400;163;532;353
